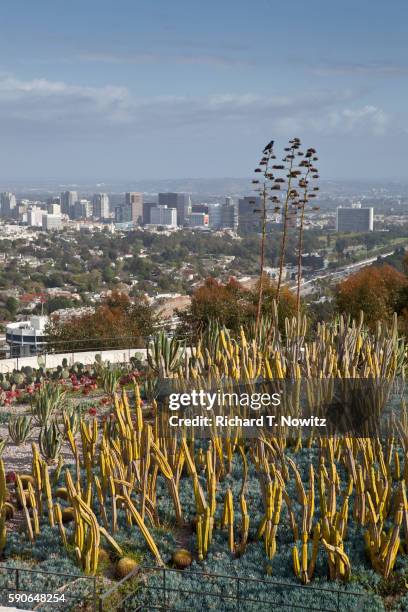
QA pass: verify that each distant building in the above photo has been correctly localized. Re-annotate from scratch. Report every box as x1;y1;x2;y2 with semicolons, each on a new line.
142;201;156;225
47;202;61;215
336;207;374;233
115;192;143;225
92;193;110;219
60;191;78;216
42;214;62;231
27;206;44;227
191;204;209;214
149;205;177;227
220;197;238;230
73;199;93;220
125;192;143;224
158;193;191;226
208;203;222;229
186;212;209;228
6;315;47;357
0;192;17;218
238;196;261;234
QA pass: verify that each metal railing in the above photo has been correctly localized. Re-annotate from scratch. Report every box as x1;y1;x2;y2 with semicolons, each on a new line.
98;566;371;612
0;565;97;611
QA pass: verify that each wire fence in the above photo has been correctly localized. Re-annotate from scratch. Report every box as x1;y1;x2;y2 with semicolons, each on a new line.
98;566;372;612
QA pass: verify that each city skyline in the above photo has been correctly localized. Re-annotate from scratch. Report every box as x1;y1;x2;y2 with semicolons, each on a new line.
0;0;407;180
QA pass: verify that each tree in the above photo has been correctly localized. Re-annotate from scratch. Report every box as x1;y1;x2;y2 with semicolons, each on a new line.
5;296;19;318
176;276;297;340
335;264;407;328
46;291;156;352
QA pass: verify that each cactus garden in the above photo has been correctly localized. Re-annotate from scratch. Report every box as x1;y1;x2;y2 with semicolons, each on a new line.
0;312;407;610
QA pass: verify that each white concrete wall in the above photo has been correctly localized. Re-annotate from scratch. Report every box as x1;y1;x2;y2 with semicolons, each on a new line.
0;348;148;373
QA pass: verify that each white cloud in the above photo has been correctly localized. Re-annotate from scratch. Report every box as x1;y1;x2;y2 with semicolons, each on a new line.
0;72;391;138
0;73;130;122
325;105;389;135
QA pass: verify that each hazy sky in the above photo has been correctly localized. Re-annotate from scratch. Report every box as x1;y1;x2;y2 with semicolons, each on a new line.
0;0;407;180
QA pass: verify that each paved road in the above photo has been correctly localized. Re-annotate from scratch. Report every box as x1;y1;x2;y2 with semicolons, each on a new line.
299;251;395;295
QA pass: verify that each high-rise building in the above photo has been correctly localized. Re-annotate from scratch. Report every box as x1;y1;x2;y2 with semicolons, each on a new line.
220;197;238;231
149;205;177;227
158;193;191;226
73;199;93;220
47;202;61;215
336;207;374;233
142;201;156;225
125;192;143;224
60;191;78;216
27;206;44;227
208;203;222;229
0;192;17;218
238;196;262;234
92;193;110;219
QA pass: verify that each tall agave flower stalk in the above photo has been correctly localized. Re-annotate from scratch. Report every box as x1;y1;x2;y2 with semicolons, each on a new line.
295;148;320;315
251;140;278;337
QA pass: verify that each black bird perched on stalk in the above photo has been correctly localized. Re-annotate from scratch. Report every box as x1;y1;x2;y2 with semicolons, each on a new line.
262;139;274;154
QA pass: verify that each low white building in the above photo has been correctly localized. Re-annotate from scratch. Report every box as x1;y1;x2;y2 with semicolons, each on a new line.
5;315;48;357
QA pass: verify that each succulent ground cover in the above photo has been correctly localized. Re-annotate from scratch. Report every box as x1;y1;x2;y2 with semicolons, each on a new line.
0;317;407;610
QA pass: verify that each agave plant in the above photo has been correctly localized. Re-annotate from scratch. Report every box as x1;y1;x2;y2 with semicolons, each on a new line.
32;384;66;427
147;331;185;377
8;416;33;446
100;366;122;396
39;420;63;464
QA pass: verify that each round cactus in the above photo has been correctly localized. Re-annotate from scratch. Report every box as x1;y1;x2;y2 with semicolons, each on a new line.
115;557;138;579
61;507;75;523
61;369;70;379
171;549;193;569
12;373;25;386
1;382;11;391
55;487;69;501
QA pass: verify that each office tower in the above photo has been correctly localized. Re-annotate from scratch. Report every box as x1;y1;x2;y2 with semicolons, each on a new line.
92;193;110;219
238;196;262;234
142;201;156;225
336;207;374;233
208;203;222;229
158;193;191;226
124;192;143;224
47;202;61;215
27;206;44;227
60;191;78;216
220;197;238;230
149;205;177;227
0;192;17;218
42;214;62;231
73;199;93;220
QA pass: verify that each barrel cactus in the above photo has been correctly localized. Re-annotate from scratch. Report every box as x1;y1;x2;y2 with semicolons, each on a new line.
171;549;193;569
115;557;138;579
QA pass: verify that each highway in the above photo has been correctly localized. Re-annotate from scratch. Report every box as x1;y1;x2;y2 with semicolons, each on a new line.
299;250;395;295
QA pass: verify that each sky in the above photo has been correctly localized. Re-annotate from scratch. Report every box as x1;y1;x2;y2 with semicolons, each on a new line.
0;0;407;181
